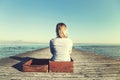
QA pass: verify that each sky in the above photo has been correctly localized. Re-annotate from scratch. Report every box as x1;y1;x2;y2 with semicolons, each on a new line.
0;0;120;43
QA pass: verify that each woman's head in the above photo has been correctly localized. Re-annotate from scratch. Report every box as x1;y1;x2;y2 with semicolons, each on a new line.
56;23;68;38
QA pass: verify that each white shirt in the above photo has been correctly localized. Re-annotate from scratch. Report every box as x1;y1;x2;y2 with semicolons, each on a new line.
50;38;73;61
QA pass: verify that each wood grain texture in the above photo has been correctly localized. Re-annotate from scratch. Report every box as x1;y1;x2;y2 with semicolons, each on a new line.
0;48;120;80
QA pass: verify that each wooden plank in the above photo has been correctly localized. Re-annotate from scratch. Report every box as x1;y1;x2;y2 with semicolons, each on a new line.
0;48;120;80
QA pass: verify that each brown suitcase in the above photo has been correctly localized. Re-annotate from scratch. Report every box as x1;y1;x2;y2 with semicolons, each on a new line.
49;59;73;72
23;59;48;72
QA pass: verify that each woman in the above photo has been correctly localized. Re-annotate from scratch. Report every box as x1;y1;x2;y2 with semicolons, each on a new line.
49;23;73;61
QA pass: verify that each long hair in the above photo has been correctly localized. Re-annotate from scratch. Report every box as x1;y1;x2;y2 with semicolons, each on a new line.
56;23;68;38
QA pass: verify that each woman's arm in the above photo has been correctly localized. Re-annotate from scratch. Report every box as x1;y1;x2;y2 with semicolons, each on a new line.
49;40;54;55
69;40;73;54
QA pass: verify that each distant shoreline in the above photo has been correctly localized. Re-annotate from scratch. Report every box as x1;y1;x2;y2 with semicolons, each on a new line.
0;41;120;45
0;42;48;44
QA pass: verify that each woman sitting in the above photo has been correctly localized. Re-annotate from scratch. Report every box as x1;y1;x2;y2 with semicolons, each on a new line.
49;23;73;61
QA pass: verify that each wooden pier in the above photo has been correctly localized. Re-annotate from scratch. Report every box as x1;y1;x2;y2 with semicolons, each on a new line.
0;48;120;80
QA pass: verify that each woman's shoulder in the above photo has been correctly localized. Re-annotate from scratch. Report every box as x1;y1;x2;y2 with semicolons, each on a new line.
50;38;58;43
50;38;57;41
50;38;72;42
61;38;72;43
64;38;72;42
66;38;72;41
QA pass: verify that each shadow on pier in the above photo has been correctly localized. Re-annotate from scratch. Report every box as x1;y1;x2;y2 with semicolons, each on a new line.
9;56;49;71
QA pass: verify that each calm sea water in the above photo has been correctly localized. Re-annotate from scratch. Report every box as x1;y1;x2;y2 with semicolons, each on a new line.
0;43;48;59
0;43;120;60
74;43;120;60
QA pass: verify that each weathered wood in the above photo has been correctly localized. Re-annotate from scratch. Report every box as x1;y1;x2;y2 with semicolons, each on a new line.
0;48;120;80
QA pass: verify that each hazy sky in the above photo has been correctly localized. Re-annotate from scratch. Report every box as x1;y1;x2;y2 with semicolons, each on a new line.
0;0;120;43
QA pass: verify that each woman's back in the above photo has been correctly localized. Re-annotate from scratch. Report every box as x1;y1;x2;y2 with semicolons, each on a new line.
50;38;73;61
49;23;73;61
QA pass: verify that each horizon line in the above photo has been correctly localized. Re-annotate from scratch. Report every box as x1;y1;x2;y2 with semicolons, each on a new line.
0;41;120;44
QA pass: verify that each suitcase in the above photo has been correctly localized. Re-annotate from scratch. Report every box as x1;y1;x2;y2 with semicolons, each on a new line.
23;59;49;72
49;59;73;72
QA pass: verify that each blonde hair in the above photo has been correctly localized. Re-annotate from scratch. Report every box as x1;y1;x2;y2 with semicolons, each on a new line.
56;23;68;38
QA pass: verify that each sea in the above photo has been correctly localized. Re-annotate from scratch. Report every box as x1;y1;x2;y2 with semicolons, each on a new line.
74;43;120;60
0;43;49;59
0;43;120;60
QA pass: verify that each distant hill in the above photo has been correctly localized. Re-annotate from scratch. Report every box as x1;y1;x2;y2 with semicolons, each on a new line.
0;40;46;44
